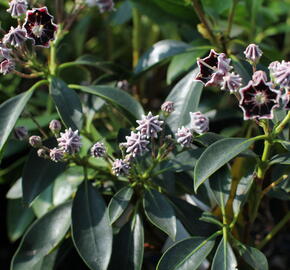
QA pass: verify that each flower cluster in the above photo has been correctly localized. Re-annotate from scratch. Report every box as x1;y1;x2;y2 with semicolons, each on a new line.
195;44;289;120
0;4;57;76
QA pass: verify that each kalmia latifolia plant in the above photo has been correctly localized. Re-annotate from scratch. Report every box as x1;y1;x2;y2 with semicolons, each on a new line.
1;0;290;269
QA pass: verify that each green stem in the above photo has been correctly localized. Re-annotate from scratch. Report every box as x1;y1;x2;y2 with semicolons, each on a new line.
192;0;219;47
226;0;239;38
132;8;141;68
273;111;290;136
50;41;57;76
257;211;290;249
261;174;288;198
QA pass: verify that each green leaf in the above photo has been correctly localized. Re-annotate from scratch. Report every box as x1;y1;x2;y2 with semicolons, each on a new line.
50;77;83;131
199;212;223;227
32;185;53;218
110;0;132;25
109;213;144;270
166;49;207;84
237;244;268;270
11;201;72;270
6;178;22;199
22;147;66;206
0;89;33;154
157;236;215;270
108;186;134;224
269;153;290;165
72;181;113;270
169;197;216;237
7;199;35;242
209;166;232;209
194;138;255;191
166;69;204;133
70;84;144;123
135;40;192;74
211;237;237;270
143;189;176;240
53;167;83;206
232;164;255;217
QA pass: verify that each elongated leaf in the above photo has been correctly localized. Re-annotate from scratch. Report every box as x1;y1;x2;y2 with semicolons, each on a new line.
32;185;53;218
143;189;176;240
6;178;22;199
269;153;290;165
166;49;207;84
0;89;33;153
109;213;144;270
211;237;237;270
70;84;144;122
232;165;255;217
50;77;83;131
157;236;215;270
209;166;232;209
108;186;133;224
194;138;255;191
135;40;192;73
7;199;35;242
22;147;66;205
166;69;204;133
11;201;72;270
238;244;268;270
72;181;112;270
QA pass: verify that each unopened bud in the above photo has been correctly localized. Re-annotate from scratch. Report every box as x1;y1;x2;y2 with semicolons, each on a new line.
14;126;28;140
49;120;61;133
29;135;42;148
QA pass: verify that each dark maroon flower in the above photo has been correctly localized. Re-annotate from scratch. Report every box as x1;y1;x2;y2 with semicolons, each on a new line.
195;49;219;85
23;7;57;48
239;78;280;120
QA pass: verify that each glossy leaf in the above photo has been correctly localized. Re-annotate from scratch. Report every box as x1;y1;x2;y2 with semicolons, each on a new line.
50;77;83;131
211;237;237;270
199;212;223;227
135;40;192;73
22;147;66;205
0;89;33;154
194;138;255;191
108;186;134;224
209;166;232;209
238;244;268;270
166;49;207;84
143;189;176;240
11;201;72;270
269;153;290;165
72;180;112;270
157;236;215;270
32;185;53;218
232;165;255;217
6;178;22;199
7;199;35;242
70;84;144;123
53;167;83;206
166;69;204;133
109;213;144;270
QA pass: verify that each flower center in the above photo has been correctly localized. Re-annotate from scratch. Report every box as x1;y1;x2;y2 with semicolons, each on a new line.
254;92;267;105
31;24;44;38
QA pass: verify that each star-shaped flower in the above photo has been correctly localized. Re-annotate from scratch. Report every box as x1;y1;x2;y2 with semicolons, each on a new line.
23;7;57;48
239;78;280;120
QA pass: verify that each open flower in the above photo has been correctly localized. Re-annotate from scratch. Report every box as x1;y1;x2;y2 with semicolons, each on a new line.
57;128;82;154
23;7;57;48
239;78;280;120
136;112;163;139
123;131;149;157
195;49;219;85
7;0;27;17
